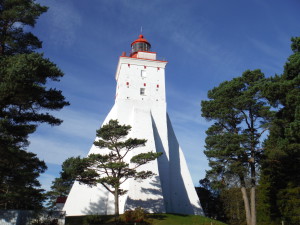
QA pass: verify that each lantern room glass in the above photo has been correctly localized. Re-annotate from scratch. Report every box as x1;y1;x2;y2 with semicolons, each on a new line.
132;42;150;53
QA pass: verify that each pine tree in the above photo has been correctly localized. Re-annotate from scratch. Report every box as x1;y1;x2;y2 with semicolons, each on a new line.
0;147;47;209
258;37;300;225
73;119;162;219
201;70;273;225
46;157;79;209
0;0;69;209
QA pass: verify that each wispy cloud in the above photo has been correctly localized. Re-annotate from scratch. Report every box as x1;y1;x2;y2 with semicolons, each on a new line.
29;134;87;165
40;0;82;47
247;37;287;75
248;38;283;60
29;108;106;165
54;110;103;140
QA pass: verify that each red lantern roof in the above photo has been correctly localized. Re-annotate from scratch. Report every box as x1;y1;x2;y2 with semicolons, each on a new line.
131;34;151;47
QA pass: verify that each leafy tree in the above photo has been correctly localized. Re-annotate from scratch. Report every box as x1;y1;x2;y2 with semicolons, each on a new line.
73;119;162;219
201;70;272;225
0;0;69;209
46;157;80;209
258;37;300;225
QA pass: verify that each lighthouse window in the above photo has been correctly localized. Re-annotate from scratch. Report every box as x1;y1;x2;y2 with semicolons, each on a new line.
140;88;146;95
141;70;147;78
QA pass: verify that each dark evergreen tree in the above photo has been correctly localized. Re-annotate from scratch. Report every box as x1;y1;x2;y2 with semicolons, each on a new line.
258;37;300;225
0;147;46;209
0;0;69;152
46;157;80;209
0;0;69;209
72;119;162;220
196;178;225;221
201;70;273;225
220;187;247;225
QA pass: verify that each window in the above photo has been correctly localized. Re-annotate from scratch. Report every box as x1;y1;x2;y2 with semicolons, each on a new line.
140;88;145;95
141;70;147;78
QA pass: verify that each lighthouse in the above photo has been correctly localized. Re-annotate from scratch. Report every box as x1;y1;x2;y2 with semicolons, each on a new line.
63;35;203;216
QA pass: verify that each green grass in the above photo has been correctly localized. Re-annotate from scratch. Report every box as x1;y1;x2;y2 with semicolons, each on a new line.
148;214;226;225
65;213;227;225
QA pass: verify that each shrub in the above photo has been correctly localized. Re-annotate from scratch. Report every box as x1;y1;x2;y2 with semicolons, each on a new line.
121;207;147;223
31;218;59;225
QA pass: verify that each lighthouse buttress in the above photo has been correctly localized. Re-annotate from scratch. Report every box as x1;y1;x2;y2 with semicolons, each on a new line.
63;35;204;216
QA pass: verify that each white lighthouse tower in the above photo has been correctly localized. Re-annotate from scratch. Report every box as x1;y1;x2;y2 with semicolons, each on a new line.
63;35;203;216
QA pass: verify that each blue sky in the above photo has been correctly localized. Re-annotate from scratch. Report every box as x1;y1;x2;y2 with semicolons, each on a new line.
29;0;300;191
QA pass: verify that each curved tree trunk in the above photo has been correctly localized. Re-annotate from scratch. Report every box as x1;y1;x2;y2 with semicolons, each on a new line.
241;185;251;225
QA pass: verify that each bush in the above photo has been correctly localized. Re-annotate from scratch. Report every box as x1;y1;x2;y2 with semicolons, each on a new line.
31;218;59;225
121;207;147;223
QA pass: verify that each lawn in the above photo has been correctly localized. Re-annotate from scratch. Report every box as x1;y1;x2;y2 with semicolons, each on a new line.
149;214;226;225
65;213;227;225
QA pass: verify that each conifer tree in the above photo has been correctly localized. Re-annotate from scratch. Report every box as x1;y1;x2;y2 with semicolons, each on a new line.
258;37;300;225
201;70;273;225
73;119;162;219
46;157;79;209
0;0;69;209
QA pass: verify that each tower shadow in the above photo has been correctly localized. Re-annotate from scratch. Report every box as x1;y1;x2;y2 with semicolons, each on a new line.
125;176;165;213
82;195;112;215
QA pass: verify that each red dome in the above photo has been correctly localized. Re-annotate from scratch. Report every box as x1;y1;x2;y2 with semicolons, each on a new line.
131;34;151;47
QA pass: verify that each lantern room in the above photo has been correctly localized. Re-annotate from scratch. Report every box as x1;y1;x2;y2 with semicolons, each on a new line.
130;34;156;60
131;34;151;55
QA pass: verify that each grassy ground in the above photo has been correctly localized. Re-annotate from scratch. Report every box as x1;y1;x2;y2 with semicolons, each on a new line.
65;213;227;225
148;214;226;225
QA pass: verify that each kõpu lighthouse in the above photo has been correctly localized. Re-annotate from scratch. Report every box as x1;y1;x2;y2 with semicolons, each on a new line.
63;35;203;216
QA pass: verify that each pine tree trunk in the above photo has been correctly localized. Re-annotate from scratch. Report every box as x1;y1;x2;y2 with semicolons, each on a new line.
250;136;256;225
114;189;119;222
249;113;257;225
250;186;256;225
241;186;252;225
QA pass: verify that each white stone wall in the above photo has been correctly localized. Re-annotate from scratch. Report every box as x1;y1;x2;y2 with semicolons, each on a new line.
115;57;166;103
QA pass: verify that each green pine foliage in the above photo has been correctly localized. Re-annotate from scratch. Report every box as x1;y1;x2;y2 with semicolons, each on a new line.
46;157;81;209
258;37;300;225
220;187;247;225
0;147;46;209
196;178;225;222
0;0;69;209
0;0;47;55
